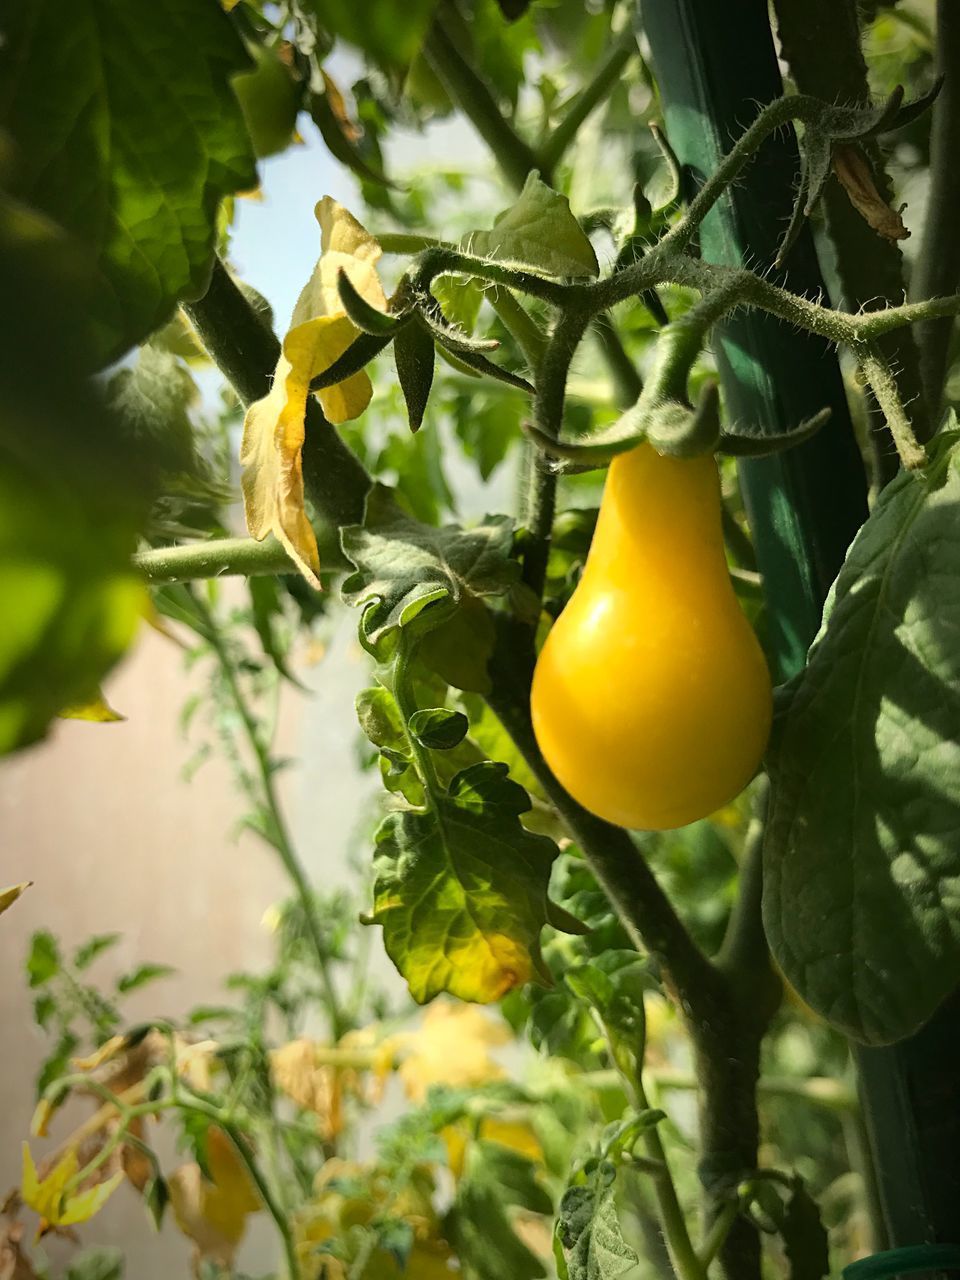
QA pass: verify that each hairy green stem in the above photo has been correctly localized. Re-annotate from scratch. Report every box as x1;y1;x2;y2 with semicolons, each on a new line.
522;310;589;599
487;285;548;370
772;0;927;481
192;591;348;1042
485;637;723;1027
541;25;638;174
422;13;540;192
635;1080;708;1280
592;311;643;406
135;537;298;583
912;0;960;419
857;340;927;469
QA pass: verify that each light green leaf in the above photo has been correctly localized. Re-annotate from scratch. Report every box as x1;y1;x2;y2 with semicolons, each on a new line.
764;428;960;1045
557;1161;640;1280
0;194;150;757
74;933;122;971
341;486;521;656
300;0;439;65
116;963;176;994
463;173;599;280
449;1139;553;1280
356;686;407;752
27;931;61;988
369;762;581;1003
0;0;258;365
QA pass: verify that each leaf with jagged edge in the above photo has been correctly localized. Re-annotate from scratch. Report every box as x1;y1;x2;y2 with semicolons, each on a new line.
0;0;257;367
557;1161;640;1280
369;761;585;1004
341;486;522;658
463;173;599;280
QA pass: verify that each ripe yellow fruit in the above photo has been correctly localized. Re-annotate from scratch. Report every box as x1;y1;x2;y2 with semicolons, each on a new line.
531;442;772;830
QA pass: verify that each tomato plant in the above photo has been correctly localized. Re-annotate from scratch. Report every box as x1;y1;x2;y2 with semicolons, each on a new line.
2;1;960;1278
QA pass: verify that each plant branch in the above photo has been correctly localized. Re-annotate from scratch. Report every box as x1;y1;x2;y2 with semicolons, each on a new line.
192;590;349;1043
857;339;927;469
541;25;638;174
522;310;590;599
135;537;298;583
772;0;927;479
422;12;540;192
912;0;960;418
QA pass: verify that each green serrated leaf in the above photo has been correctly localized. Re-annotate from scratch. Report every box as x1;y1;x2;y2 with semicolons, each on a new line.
0;0;258;365
408;707;469;750
450;1139;552;1280
116;964;176;995
341;486;521;655
558;1161;640;1280
463;173;599;280
764;428;960;1045
369;762;580;1003
394;321;436;431
74;933;122;971
27;930;61;988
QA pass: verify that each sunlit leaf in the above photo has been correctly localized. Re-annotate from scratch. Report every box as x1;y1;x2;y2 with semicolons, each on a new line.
369;762;583;1003
58;693;124;725
341;486;521;658
463;173;599;280
0;0;258;365
241;199;386;586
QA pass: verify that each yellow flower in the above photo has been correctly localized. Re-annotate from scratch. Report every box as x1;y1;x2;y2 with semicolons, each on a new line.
240;198;386;586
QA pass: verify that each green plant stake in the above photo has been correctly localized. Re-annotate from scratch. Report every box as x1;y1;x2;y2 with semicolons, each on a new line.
642;0;960;1268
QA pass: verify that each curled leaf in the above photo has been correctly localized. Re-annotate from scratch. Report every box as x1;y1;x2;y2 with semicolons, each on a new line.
241;199;386;586
0;882;31;918
832;145;908;243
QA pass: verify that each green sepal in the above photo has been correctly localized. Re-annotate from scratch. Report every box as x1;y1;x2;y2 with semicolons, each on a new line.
309;331;392;391
337;268;408;336
393;319;436;432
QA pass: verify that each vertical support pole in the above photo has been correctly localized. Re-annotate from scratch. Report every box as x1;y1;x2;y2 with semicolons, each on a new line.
644;1;960;1268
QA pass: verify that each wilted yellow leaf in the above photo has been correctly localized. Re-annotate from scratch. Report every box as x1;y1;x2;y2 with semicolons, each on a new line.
270;1039;343;1140
169;1127;261;1268
833;144;909;243
398;1002;509;1102
0;883;30;918
58;692;124;724
443;1114;543;1180
0;1217;40;1280
240;199;386;588
20;1145;122;1232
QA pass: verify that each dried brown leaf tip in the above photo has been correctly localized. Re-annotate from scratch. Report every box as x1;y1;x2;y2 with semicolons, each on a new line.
832;145;909;244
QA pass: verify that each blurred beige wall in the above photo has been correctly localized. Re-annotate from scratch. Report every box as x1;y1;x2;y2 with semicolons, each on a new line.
0;614;379;1277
